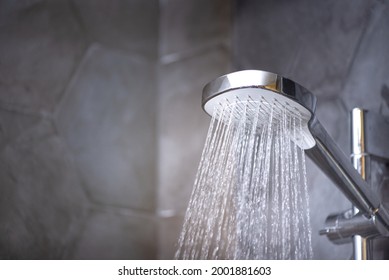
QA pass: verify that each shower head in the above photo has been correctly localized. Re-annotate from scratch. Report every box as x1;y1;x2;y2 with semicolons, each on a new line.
202;70;317;150
201;69;389;233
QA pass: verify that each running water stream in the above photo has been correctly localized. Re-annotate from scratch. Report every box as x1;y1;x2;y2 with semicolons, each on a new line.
175;98;313;260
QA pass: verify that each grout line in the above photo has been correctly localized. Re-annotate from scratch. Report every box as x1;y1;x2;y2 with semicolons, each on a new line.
67;0;89;43
87;202;158;219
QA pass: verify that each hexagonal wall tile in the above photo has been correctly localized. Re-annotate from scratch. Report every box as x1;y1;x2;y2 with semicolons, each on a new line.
72;209;156;259
0;0;86;114
55;44;156;211
305;158;352;260
341;2;389;112
314;97;349;154
72;0;158;58
157;216;184;259
233;0;374;98
159;0;230;58
158;48;230;214
0;118;88;259
0;109;41;151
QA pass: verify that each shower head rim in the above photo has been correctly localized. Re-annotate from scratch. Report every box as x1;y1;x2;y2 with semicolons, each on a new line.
201;69;317;150
202;69;316;117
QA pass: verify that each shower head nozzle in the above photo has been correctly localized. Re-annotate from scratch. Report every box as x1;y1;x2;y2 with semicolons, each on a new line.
201;70;389;233
202;70;317;150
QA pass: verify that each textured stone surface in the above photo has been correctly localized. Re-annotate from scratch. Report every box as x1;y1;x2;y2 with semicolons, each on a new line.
0;0;43;22
0;118;88;259
0;109;41;151
159;0;231;59
0;0;86;114
370;158;389;259
72;0;158;58
72;209;156;259
315;97;349;154
56;44;156;211
341;2;389;112
381;171;389;210
158;48;230;214
233;0;374;97
306;158;352;260
157;216;184;259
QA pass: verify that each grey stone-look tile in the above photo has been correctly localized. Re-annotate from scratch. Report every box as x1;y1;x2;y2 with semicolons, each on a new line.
56;44;156;211
369;159;389;262
315;97;349;154
0;118;88;259
0;0;43;22
0;0;86;114
72;0;158;58
72;209;156;259
159;0;231;58
289;0;375;96
380;172;389;233
369;158;389;201
157;216;184;259
305;158;352;259
233;0;303;74
0;109;41;151
233;0;374;98
341;3;389;112
158;48;230;214
380;85;389;118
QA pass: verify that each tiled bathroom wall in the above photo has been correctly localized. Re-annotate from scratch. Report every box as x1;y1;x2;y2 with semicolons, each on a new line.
1;0;387;260
157;0;231;259
233;0;389;259
0;0;231;259
0;0;159;259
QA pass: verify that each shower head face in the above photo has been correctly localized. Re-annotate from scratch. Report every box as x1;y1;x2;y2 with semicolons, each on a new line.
202;70;316;150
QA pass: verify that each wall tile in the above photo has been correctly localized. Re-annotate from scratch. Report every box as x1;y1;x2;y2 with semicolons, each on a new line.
158;48;230;214
0;109;41;151
233;0;374;98
0;0;86;114
341;2;389;112
0;118;88;259
0;0;43;22
157;216;184;259
72;0;158;58
72;209;156;259
305;158;352;260
233;0;303;74
315;97;349;154
159;0;231;58
55;44;156;211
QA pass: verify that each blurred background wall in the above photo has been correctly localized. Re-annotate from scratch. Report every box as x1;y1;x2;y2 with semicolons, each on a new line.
0;0;388;259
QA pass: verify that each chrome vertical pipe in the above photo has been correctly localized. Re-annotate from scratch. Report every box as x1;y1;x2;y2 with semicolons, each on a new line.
351;108;371;260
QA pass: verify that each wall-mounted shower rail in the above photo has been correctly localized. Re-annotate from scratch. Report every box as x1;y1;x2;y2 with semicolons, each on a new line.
306;117;389;235
351;108;371;259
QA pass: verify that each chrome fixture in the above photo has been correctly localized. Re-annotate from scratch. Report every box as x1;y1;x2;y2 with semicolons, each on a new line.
202;70;389;259
351;108;371;259
320;109;389;259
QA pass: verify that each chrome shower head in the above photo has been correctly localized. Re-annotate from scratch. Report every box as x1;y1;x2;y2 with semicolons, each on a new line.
201;69;389;234
202;70;316;150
